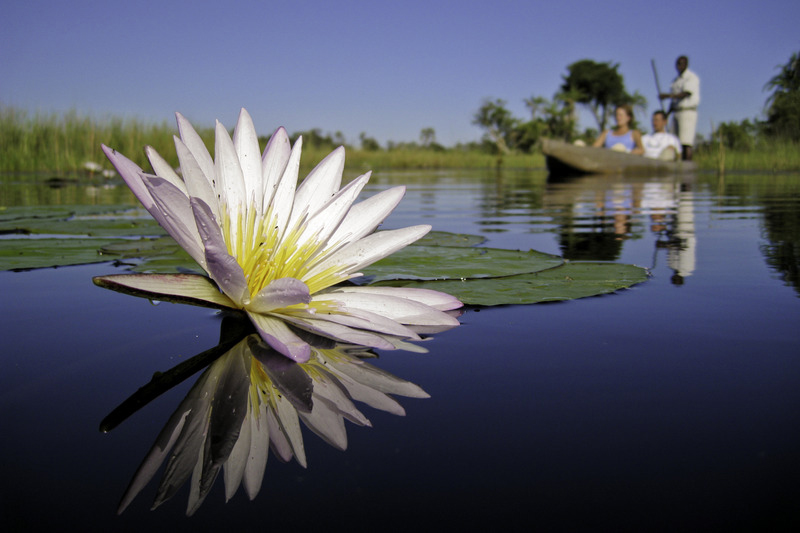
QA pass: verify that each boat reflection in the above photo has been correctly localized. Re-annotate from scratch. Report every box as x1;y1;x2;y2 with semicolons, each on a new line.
101;316;436;515
544;174;697;284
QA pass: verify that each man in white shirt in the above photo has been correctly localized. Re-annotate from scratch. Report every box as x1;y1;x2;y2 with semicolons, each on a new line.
660;55;700;160
642;111;682;160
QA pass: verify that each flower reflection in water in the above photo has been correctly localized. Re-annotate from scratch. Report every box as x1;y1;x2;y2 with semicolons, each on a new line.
106;318;439;516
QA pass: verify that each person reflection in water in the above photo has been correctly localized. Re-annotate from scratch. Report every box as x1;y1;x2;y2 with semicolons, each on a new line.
592;105;644;155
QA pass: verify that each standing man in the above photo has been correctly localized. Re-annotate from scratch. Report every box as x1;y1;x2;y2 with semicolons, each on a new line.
660;55;700;160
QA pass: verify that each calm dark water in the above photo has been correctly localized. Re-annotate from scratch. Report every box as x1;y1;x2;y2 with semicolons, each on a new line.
2;169;799;531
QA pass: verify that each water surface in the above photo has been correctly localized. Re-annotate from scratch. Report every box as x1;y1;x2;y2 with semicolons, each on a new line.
2;169;799;530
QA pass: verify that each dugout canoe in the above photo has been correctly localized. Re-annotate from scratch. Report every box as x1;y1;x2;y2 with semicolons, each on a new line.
541;138;696;177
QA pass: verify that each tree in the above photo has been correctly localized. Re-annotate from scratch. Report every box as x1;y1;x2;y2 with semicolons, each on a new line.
472;99;516;155
561;59;645;131
523;93;578;141
419;127;436;147
359;132;381;151
763;51;800;141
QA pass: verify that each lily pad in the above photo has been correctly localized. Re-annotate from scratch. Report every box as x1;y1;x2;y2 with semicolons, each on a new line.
0;205;162;237
374;262;649;305
99;237;200;273
0;237;126;270
415;231;486;247
359;245;564;283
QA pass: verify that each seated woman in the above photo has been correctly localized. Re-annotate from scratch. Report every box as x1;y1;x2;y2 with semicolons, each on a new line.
592;105;644;155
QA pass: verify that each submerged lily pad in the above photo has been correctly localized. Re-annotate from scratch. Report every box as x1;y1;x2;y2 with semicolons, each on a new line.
374;262;649;305
359;245;563;282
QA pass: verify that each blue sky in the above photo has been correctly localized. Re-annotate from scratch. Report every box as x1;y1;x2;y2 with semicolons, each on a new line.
2;0;798;147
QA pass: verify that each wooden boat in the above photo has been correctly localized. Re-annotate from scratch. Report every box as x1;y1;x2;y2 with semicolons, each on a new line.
541;138;696;177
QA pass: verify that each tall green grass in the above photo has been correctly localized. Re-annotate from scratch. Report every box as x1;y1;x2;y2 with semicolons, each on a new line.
0;107;544;174
3;106;797;174
0;107;200;173
694;138;800;172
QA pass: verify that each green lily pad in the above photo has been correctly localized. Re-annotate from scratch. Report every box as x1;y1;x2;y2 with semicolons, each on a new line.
416;231;486;247
0;237;126;270
374;262;649;305
0;205;163;237
100;237;200;273
359;245;564;282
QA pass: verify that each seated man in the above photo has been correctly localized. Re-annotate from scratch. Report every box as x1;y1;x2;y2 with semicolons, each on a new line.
642;111;682;160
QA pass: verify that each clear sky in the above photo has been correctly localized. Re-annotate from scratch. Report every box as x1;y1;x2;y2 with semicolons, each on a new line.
2;0;798;147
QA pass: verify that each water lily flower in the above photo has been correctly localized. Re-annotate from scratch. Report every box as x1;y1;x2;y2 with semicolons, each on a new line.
95;109;461;362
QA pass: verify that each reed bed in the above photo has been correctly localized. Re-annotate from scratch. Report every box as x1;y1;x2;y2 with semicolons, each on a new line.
0;107;545;175
694;140;800;173
2;107;797;174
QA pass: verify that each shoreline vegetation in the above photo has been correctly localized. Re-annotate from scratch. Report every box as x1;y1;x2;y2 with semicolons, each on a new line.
2;107;798;175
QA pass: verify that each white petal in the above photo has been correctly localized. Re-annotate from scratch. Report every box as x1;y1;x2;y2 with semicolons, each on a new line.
248;278;311;313
261;127;292;210
270;137;303;244
313;289;461;326
175;136;221;222
233;108;263;212
334;285;464;311
93;273;237;309
215;120;247;215
300;305;420;339
289;146;344;229
145;146;187;195
288;172;370;265
176;112;215;183
246;312;311;363
306;225;431;279
328;185;404;246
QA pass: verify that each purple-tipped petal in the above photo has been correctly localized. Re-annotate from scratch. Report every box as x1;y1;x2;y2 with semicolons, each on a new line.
102;145;154;210
191;198;249;306
248;278;311;313
141;176;207;268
